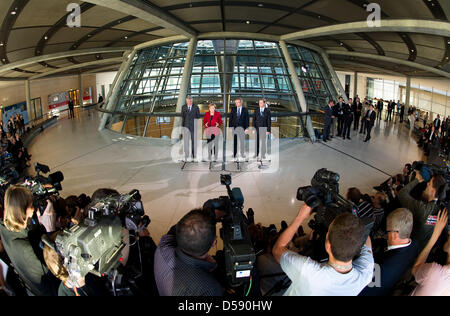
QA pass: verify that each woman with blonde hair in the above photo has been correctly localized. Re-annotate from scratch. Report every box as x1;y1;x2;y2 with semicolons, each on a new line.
203;103;223;161
0;185;59;295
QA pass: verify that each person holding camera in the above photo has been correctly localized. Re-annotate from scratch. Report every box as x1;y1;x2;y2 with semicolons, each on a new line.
43;232;107;296
272;204;373;296
411;209;450;296
398;168;447;252
0;185;60;296
154;209;222;296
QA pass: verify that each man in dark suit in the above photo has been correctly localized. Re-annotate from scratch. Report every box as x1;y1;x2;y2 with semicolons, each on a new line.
68;98;75;119
424;125;437;156
230;97;249;160
335;97;345;137
400;104;405;123
376;99;384;120
323;100;335;143
360;208;419;296
353;97;363;131
342;98;353;140
387;101;394;121
359;101;369;135
433;114;441;133
364;104;376;142
253;99;271;159
181;96;201;161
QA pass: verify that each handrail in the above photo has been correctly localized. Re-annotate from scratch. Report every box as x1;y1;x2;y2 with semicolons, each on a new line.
94;101;319;118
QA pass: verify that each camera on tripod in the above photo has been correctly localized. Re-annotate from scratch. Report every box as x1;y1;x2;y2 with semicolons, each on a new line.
297;169;373;261
45;189;150;290
204;174;256;287
23;163;64;215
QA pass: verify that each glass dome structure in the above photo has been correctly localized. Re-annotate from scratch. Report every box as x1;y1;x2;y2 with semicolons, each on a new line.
103;37;339;139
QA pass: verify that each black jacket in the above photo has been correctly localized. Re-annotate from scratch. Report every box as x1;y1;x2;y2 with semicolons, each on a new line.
181;104;201;132
253;108;271;133
343;103;353;122
334;102;345;117
230;106;249;130
360;239;419;296
353;101;363;117
324;105;334;125
364;110;376;127
377;100;383;110
433;118;441;130
0;220;60;296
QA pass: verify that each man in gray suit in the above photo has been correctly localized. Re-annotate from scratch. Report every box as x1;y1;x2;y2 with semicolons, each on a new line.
181;96;201;161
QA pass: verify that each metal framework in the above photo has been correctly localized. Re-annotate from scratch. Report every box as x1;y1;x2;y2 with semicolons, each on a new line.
100;33;342;141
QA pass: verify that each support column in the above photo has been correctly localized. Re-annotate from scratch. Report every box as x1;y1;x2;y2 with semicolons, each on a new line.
99;51;136;131
321;52;349;103
354;72;358;99
405;76;411;121
173;36;198;140
25;80;32;123
279;40;316;141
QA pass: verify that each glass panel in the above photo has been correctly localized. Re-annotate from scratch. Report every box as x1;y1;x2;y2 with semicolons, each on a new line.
109;40;340;138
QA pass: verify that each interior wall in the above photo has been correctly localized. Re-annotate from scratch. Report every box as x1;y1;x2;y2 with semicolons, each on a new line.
336;71;450;100
96;71;118;100
0;74;97;116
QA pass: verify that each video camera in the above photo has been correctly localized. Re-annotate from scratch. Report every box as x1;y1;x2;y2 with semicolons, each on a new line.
297;168;373;261
23;163;64;215
50;189;150;288
204;174;256;287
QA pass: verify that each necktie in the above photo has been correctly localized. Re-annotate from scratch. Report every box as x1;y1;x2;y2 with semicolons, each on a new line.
189;106;191;112
261;109;263;116
238;108;241;117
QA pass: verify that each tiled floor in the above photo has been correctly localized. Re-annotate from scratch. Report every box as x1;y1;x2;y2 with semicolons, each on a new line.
27;111;425;243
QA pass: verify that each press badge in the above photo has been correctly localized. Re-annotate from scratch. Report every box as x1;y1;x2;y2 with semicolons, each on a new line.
426;215;437;226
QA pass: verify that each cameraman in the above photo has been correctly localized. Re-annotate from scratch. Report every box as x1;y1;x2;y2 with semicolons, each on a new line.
43;232;108;296
0;185;60;295
272;204;373;296
154;209;222;296
398;169;447;251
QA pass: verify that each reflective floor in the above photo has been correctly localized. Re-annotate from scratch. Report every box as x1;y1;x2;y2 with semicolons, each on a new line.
27;110;425;243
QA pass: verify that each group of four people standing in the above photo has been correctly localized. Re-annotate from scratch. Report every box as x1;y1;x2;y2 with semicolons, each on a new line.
323;97;376;143
181;96;271;162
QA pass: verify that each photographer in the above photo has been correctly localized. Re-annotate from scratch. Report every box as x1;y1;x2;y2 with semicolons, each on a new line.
154;209;222;296
43;232;108;296
272;204;373;296
0;185;60;296
346;188;374;219
398;168;447;251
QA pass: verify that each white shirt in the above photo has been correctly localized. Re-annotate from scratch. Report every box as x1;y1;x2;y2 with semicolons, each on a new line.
386;240;412;251
281;245;374;296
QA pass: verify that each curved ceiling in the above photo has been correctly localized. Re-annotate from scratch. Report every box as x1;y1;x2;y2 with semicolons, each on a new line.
0;0;448;80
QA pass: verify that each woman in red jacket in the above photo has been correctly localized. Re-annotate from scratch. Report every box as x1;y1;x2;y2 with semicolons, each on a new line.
203;103;223;161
